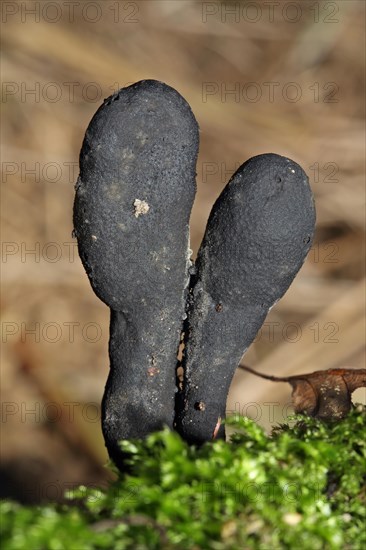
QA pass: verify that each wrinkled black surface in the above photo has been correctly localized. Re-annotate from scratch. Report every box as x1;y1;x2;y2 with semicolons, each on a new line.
73;80;199;469
176;154;316;444
74;79;316;460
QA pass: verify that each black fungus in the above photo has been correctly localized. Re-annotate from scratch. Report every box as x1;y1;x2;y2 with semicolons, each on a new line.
175;154;316;444
73;80;199;469
74;81;316;464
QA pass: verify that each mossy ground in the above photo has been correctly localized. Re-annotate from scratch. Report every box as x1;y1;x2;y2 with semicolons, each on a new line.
1;406;365;550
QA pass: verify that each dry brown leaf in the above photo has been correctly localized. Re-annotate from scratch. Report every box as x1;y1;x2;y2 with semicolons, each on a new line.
239;365;366;421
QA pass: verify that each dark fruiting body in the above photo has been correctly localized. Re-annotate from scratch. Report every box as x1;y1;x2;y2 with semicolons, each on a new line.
73;80;199;469
176;154;316;444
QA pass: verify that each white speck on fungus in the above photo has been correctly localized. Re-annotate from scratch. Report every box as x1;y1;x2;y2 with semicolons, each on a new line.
134;199;150;218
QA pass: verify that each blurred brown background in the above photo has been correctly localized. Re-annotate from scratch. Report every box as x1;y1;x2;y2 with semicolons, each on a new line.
1;0;365;503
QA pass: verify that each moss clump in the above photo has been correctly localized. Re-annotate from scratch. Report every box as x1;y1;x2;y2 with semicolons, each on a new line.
1;406;365;549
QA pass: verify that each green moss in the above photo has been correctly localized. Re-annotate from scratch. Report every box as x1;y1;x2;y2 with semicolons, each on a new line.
2;406;365;549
